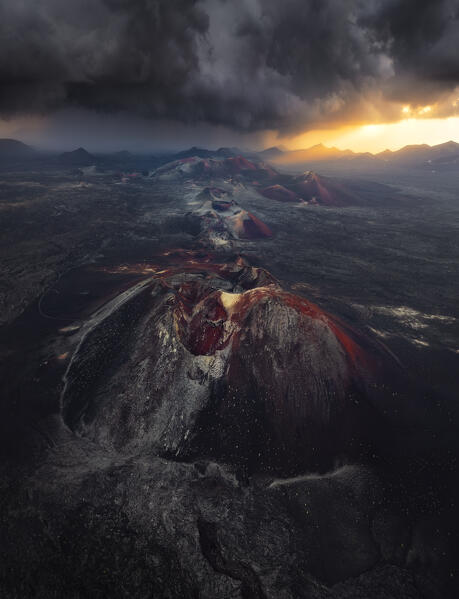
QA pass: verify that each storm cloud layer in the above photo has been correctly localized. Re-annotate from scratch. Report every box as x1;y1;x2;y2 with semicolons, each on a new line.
1;0;459;132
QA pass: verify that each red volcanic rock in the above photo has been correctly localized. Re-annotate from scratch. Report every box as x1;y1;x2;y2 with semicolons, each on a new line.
195;186;273;242
242;212;273;239
174;285;229;356
174;280;367;373
261;184;301;203
224;155;278;177
296;172;334;204
226;156;258;171
62;258;384;472
260;174;360;206
288;171;360;206
229;211;273;239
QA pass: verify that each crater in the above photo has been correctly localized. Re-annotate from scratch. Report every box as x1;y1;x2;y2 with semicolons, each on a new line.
61;258;393;473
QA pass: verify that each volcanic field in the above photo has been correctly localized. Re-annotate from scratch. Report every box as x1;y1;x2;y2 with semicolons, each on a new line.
1;152;458;598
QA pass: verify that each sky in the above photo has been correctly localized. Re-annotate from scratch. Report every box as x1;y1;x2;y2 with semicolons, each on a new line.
2;0;459;153
286;116;459;153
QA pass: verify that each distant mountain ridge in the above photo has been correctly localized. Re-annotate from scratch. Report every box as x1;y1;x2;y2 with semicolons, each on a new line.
258;146;285;159
269;140;459;170
173;146;247;160
274;143;357;163
0;138;35;159
375;140;459;167
3;138;459;171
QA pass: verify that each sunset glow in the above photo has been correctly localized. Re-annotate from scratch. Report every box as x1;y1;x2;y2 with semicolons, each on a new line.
284;116;459;153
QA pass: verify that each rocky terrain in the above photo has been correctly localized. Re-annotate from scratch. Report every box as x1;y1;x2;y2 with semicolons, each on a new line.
0;155;364;327
1;151;458;597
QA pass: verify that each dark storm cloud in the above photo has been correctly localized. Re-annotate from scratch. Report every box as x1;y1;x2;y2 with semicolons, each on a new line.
0;0;209;114
359;0;459;101
1;0;459;131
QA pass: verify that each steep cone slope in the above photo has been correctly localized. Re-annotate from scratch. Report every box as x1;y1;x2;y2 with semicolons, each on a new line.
62;258;386;473
261;172;361;206
260;184;301;203
226;209;273;240
289;171;360;206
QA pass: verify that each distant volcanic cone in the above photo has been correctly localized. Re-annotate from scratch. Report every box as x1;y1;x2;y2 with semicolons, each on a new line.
62;257;393;474
194;186;273;244
288;171;360;206
59;147;95;166
261;172;361;206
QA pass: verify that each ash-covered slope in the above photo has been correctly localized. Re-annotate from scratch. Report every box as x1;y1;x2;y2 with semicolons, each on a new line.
1;250;449;598
152;155;278;181
152;155;363;210
194;186;273;245
62;257;386;473
153;153;365;208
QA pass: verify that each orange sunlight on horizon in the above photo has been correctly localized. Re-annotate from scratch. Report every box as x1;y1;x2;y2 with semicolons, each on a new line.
286;116;459;153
